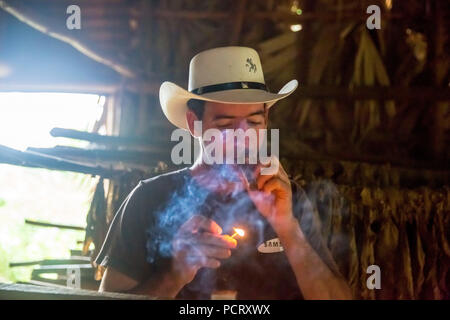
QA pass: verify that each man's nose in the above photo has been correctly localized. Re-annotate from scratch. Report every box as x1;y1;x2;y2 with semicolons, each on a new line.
235;119;249;131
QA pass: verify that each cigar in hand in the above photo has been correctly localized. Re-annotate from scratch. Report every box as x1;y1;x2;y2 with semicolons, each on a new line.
239;165;258;191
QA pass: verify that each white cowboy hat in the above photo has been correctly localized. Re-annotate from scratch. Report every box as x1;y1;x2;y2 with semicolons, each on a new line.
159;46;298;129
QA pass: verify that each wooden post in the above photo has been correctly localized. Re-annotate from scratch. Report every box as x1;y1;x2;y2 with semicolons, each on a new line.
428;0;448;161
229;0;247;45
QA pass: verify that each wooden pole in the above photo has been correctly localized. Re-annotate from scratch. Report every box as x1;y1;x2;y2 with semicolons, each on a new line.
24;219;85;231
0;282;151;300
429;0;448;161
26;146;171;165
49;128;167;147
229;0;247;45
0;144;131;178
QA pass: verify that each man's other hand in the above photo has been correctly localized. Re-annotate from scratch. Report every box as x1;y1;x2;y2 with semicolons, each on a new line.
171;215;237;286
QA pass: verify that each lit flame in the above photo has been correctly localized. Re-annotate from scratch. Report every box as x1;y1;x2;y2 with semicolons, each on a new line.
231;228;245;239
385;0;392;10
290;24;303;32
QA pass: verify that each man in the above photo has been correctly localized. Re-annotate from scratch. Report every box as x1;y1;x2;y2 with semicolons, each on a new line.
96;46;352;299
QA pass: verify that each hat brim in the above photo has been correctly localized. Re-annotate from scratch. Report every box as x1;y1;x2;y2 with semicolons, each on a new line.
160;79;298;129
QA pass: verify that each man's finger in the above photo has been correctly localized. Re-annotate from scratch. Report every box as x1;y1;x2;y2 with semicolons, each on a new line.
277;163;290;184
196;233;237;249
197;217;223;235
185;255;220;269
180;215;223;235
278;162;288;176
196;244;231;260
202;258;221;269
262;177;290;194
256;164;290;188
179;215;204;233
256;172;274;190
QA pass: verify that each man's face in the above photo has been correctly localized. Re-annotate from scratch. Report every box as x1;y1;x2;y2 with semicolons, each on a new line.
187;102;268;165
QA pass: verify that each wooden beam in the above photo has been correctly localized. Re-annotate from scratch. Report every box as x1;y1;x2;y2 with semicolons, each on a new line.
0;82;119;94
296;86;450;101
0;1;136;78
49;128;167;146
229;0;247;45
142;10;404;22
24;219;85;231
9;260;44;268
0;282;152;300
148;10;229;19
0;144;131;178
0;80;161;95
127;83;450;100
429;0;448;160
10;258;91;268
27;146;171;164
5;81;447;101
252;11;404;23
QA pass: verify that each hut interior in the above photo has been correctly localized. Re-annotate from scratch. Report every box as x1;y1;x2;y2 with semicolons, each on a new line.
0;0;449;300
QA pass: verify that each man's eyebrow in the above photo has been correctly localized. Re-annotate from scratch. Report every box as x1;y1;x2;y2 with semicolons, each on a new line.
213;114;236;120
246;110;265;117
213;110;265;120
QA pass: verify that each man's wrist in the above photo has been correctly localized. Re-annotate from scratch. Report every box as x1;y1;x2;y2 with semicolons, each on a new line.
274;215;307;249
272;212;299;236
168;260;190;287
150;265;186;298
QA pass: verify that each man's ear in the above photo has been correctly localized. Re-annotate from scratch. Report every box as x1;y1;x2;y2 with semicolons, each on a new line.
186;110;201;137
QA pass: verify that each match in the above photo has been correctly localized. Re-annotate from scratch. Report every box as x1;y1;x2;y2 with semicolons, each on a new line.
231;228;245;239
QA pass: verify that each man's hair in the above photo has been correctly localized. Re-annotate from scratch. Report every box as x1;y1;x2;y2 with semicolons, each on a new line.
187;99;206;120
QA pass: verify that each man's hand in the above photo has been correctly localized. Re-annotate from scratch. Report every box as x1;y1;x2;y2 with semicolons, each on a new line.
238;160;353;299
170;215;237;287
239;158;296;234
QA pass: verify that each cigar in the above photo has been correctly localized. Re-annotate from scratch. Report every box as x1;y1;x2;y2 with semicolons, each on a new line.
239;165;258;191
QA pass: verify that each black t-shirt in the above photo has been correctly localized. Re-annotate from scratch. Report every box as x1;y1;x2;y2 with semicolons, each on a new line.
95;167;341;299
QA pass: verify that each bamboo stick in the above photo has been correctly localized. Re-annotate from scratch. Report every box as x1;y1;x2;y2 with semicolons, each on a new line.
49;128;167;147
0;144;131;178
24;219;85;231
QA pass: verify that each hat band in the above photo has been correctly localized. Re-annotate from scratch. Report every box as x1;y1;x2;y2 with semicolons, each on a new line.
190;81;268;95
